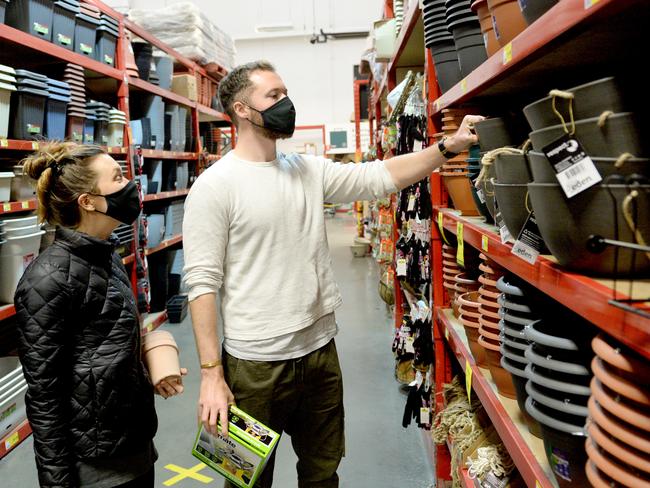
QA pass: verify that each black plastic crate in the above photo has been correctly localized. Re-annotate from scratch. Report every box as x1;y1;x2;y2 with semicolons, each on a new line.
74;12;99;57
166;295;188;324
45;95;68;139
95;25;117;66
11;86;48;140
6;0;54;41
52;0;77;50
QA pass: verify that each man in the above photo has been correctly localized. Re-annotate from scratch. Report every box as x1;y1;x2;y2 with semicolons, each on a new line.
183;60;482;488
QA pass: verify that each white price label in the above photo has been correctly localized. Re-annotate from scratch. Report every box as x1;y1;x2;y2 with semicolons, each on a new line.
511;240;539;264
476;188;486;204
396;258;407;276
500;225;514;244
405;336;415;354
420;407;430;425
408;194;416;211
555;158;602;198
413;140;423;152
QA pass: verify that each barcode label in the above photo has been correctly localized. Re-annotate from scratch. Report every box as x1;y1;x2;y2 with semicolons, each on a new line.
556;158;601;198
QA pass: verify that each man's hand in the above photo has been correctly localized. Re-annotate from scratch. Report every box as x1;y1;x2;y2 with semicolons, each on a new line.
199;367;235;437
446;115;485;154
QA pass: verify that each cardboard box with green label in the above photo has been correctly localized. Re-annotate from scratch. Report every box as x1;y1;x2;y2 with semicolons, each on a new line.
192;406;280;488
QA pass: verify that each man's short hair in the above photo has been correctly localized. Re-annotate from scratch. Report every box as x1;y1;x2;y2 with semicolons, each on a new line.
218;60;276;126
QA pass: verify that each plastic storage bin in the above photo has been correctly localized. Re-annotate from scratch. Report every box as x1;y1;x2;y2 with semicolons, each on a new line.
0;173;13;202
74;12;99;57
11;85;48;140
96;17;118;66
52;0;78;50
0;80;16;139
0;228;44;304
6;0;54;41
10;165;36;201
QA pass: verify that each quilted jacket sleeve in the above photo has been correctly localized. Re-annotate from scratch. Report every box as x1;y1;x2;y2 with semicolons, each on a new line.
14;262;78;488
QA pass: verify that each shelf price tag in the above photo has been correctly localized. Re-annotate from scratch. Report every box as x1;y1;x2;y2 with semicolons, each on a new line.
503;42;513;65
5;432;20;450
437;212;450;245
0;139;8;147
482;235;489;252
536;482;542;488
461;78;468;94
465;359;472;402
31;141;39;150
584;0;600;9
511;212;544;265
21;201;29;209
444;327;450;341
2;203;10;212
396;258;407;277
420;407;431;425
456;222;464;267
146;323;154;333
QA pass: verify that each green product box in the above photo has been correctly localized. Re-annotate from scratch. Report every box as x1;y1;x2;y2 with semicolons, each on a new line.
192;406;280;488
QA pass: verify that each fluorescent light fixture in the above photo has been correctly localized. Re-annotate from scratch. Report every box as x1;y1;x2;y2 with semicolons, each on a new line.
255;23;294;33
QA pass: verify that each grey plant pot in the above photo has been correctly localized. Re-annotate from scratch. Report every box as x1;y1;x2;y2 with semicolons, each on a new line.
523;77;625;131
525;345;591;376
493;181;529;238
475;117;523;151
527;182;650;276
528;151;650;184
525;381;589;418
529;112;647;157
524;364;592;397
495;153;532;184
521;0;558;25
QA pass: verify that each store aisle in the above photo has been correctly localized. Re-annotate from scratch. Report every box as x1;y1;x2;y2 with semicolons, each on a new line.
2;213;435;488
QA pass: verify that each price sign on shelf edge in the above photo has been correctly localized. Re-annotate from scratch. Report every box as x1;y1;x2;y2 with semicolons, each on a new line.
503;42;513;65
465;359;472;403
456;222;464;267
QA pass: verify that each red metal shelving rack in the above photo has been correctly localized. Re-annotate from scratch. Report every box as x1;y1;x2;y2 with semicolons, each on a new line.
143;189;190;202
0;419;32;459
139;149;199;160
145;234;183;256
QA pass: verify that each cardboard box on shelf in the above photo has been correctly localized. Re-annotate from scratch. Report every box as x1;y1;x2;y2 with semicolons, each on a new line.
172;74;198;101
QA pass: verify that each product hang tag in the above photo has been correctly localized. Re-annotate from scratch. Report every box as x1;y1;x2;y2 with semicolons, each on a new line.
413;139;423;152
543;134;602;198
415;370;424;388
405;336;415;354
511;211;544;265
420;407;430;425
396;258;407;277
407;193;417;212
437;212;450;245
494;200;514;244
456;222;465;267
476;188;486;204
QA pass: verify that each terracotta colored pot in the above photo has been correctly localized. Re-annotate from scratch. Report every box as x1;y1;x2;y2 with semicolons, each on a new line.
442;174;481;216
479;338;516;397
587;421;650;474
592;334;649;384
461;308;482;320
479;285;500;300
460;313;480;328
592;357;650;407
591;378;650;432
586;460;616;488
588;396;650;454
487;0;528;47
452;298;462;318
478;273;499;288
483;27;499;56
479;324;501;343
457;290;480;309
479;314;501;331
478;293;499;310
479;304;501;321
479;260;502;276
442;251;458;259
465;323;487;367
143;330;181;385
585;438;650;487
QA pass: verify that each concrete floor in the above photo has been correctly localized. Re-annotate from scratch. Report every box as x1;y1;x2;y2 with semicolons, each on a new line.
2;214;435;487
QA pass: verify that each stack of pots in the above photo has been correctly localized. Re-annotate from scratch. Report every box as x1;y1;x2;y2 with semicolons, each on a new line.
45;78;71;140
154;54;174;91
83;102;96;144
96;13;119;66
487;0;527;47
0;64;16;139
10;69;49;141
493;150;535;240
88;100;111;145
0;215;45;304
523;77;650;277
440;108;482;216
471;0;498;56
423;0;461;93
586;334;650;487
133;41;154;81
64;63;86;143
445;0;487;77
125;31;141;79
442;243;463;316
458;290;487;368
475;254;514;397
75;1;100;58
473;116;529;224
520;0;558;26
108;109;126;147
523;317;595;487
6;0;54;41
496;275;541;436
52;0;79;51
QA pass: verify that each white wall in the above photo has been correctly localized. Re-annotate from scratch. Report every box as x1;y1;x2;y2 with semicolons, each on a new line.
105;0;379;126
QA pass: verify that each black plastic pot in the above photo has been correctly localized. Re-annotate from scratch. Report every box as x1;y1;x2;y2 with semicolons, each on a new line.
6;0;53;41
520;0;559;26
469;171;494;223
475;117;525;150
456;37;487;76
528;182;650;276
52;0;77;50
75;13;99;58
493;181;529;238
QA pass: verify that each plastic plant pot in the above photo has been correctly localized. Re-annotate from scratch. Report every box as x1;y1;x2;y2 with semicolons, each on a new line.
525;381;589;418
588;396;650;454
487;0;528;46
6;0;54;41
525;346;591;376
587;420;650;475
585;438;650;487
67;115;84;143
142;330;181;385
592;334;649;384
52;0;77;50
96;24;118;66
501;355;542;436
591;378;650;433
11;86;48;140
74;12;100;58
592;357;650;406
525;363;592;397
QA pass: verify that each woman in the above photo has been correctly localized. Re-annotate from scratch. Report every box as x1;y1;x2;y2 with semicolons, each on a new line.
14;142;184;488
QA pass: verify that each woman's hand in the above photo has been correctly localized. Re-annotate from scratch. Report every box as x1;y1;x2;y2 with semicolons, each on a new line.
155;367;188;399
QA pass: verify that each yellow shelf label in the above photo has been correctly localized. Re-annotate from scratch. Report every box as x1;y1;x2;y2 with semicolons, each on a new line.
503;42;513;65
456;222;464;267
444;327;450;341
585;0;600;9
465;359;472;402
461;78;468;94
536;481;542;488
0;139;8;147
438;212;450;245
482;235;489;252
21;201;29;209
146;323;153;333
5;432;20;449
31;141;39;150
2;203;11;212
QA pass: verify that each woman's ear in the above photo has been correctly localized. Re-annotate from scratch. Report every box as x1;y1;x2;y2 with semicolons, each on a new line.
77;193;96;212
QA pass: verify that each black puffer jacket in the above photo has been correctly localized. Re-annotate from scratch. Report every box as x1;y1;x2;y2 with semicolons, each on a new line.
15;228;158;488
